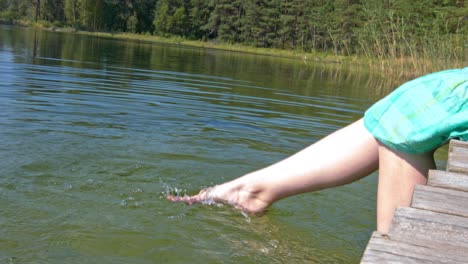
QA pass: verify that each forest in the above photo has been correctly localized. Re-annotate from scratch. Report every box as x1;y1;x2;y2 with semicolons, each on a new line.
0;0;466;70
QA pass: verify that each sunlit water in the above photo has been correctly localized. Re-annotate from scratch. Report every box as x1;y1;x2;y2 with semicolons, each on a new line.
0;26;448;263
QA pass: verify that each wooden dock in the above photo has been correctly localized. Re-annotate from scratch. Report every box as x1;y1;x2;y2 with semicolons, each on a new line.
361;139;468;263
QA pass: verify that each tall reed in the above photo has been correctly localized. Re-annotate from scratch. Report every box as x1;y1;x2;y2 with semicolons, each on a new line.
355;7;466;79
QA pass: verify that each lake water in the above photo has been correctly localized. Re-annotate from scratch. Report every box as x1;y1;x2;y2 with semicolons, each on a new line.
0;26;447;263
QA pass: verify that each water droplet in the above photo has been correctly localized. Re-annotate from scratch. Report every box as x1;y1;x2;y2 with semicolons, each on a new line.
132;188;143;193
241;211;251;223
6;256;18;264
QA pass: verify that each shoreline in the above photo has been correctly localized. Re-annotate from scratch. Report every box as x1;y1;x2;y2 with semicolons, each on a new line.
0;20;359;66
1;21;463;78
55;28;351;66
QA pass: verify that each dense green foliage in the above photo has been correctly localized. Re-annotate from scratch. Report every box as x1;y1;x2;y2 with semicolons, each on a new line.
0;0;466;62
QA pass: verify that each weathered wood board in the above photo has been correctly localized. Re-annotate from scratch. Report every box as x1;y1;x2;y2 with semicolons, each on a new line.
428;170;468;191
449;139;468;155
412;184;468;217
361;232;467;264
389;207;468;250
447;140;468;173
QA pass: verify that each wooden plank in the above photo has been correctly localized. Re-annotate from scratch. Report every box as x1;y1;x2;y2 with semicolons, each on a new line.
361;232;465;264
447;140;468;173
428;170;468;191
389;207;468;251
447;153;468;173
411;185;468;217
449;139;468;155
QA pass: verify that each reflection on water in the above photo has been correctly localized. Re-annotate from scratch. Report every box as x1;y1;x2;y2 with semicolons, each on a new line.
0;25;443;263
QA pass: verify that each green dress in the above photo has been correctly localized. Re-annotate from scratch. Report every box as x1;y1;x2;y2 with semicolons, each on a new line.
364;67;468;154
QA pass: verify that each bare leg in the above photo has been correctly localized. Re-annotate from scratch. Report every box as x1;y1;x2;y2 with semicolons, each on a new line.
377;144;436;233
168;118;380;213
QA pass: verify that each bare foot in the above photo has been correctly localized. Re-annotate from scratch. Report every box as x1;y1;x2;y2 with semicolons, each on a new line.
167;183;271;215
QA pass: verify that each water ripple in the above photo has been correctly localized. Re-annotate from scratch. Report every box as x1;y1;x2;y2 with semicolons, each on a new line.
1;52;369;146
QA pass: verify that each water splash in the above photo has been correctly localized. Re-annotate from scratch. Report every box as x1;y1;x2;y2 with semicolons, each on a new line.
119;196;143;208
161;182;187;198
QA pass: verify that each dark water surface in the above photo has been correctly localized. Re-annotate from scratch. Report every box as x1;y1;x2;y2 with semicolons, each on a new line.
0;26;447;263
